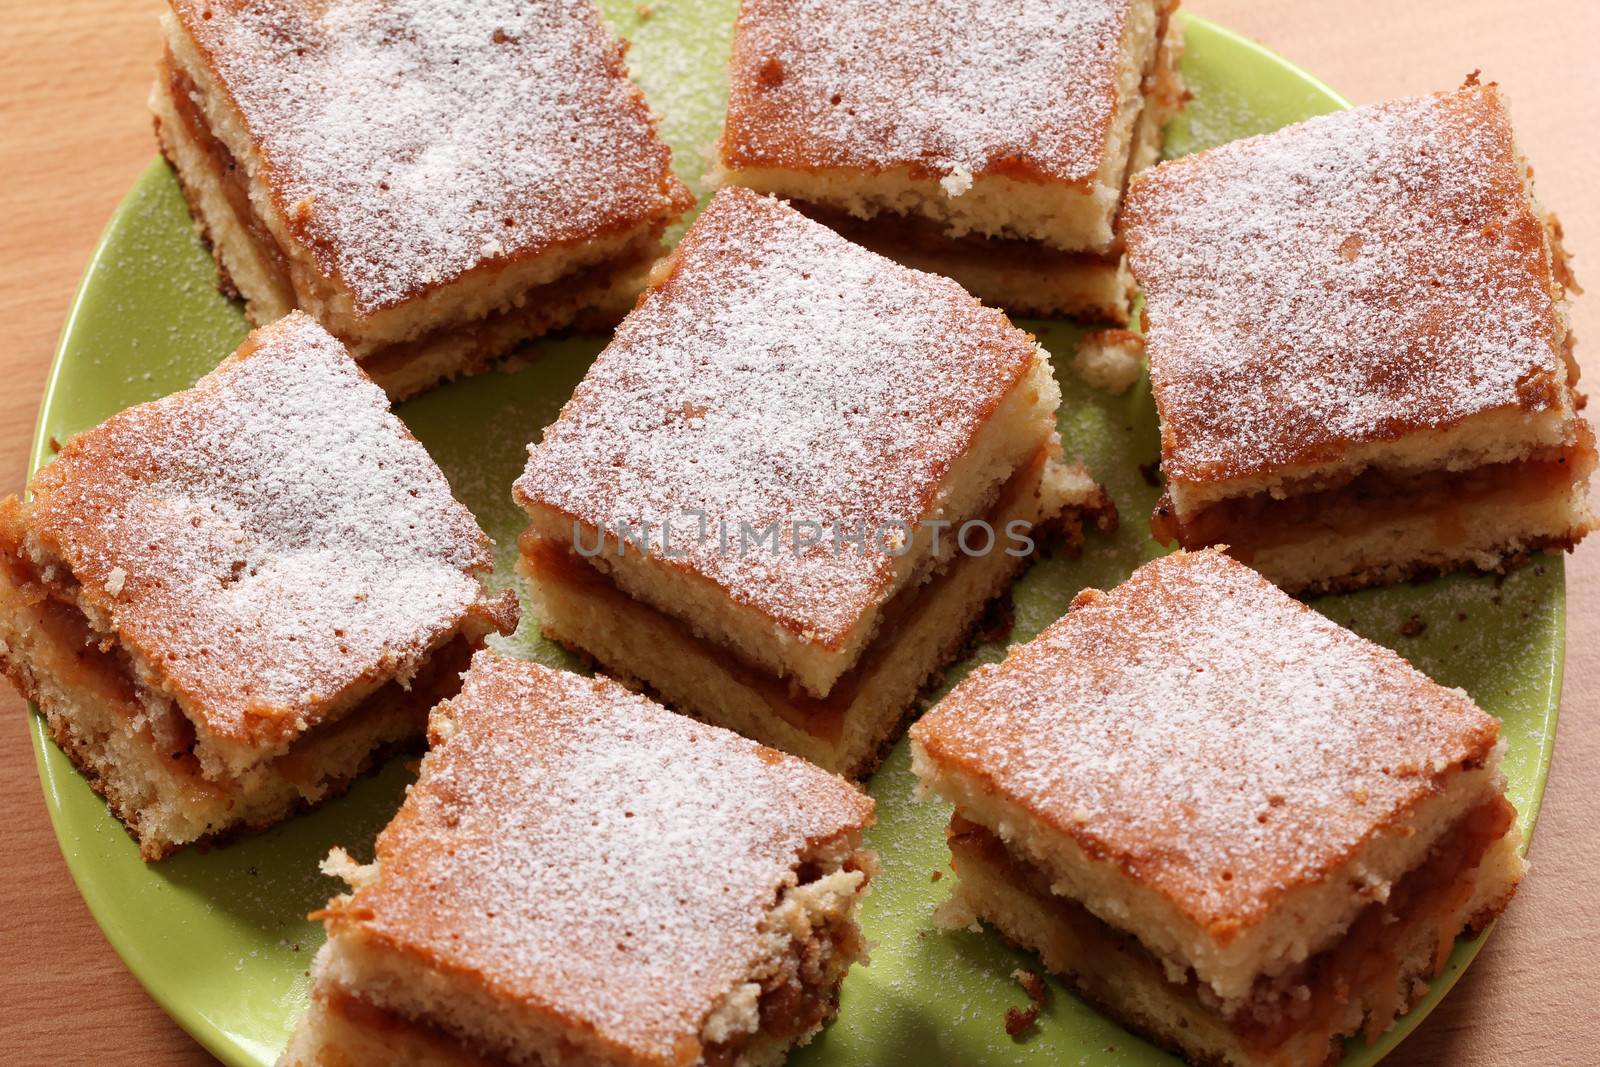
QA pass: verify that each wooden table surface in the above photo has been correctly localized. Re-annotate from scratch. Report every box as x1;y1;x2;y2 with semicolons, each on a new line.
1;2;1595;1063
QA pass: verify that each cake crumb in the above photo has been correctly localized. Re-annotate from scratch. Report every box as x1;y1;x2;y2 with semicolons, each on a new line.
1071;329;1144;394
321;847;380;889
105;567;127;597
930;869;943;882
1005;1004;1040;1037
939;164;974;197
1012;968;1049;1005
1400;615;1427;638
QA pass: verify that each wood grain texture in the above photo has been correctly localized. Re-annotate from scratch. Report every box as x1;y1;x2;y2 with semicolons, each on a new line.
0;1;1594;1063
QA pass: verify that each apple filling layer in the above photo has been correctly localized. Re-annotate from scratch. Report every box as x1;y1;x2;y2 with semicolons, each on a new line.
521;447;1070;748
948;792;1515;1060
794;203;1124;274
306;853;872;1067
0;531;473;855
1154;433;1597;558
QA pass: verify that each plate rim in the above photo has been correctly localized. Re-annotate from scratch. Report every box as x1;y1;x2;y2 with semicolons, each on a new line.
22;12;1562;1066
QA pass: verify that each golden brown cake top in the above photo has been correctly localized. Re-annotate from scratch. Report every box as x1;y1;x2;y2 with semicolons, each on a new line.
514;187;1043;646
25;313;507;747
1122;82;1572;486
721;0;1138;185
912;549;1501;941
331;653;873;1066
170;0;690;315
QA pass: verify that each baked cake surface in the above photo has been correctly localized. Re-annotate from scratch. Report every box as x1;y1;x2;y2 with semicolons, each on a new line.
517;186;1053;654
167;0;688;316
286;653;875;1067
911;549;1524;1065
1126;81;1578;488
723;0;1140;191
0;313;515;857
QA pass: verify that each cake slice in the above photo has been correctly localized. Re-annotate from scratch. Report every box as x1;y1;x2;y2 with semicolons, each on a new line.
712;0;1186;322
152;0;693;400
513;187;1115;777
910;549;1525;1067
279;652;875;1067
1123;78;1594;593
0;313;516;859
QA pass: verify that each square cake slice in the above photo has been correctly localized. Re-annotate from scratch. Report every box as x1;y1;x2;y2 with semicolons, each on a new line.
279;652;876;1067
0;313;517;859
513;187;1115;777
152;0;693;400
712;0;1187;322
910;549;1524;1067
1124;78;1594;593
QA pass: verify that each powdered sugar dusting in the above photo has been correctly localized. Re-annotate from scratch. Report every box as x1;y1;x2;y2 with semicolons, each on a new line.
29;313;502;742
1124;84;1569;484
915;550;1500;929
723;0;1130;182
515;187;1041;642
176;0;686;313
352;655;872;1060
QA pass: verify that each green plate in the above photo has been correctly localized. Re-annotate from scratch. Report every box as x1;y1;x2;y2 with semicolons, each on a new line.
29;10;1560;1066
